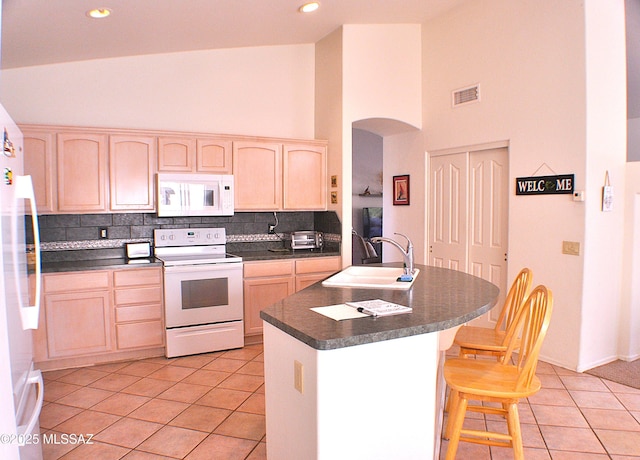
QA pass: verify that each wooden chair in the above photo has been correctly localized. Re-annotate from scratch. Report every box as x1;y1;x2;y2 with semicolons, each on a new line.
442;285;553;460
454;267;533;358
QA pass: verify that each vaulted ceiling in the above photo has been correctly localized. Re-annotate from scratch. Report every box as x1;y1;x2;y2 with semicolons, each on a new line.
1;0;466;69
2;0;636;119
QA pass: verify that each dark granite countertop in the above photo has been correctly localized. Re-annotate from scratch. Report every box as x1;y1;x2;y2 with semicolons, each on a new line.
38;250;340;273
260;263;499;351
231;249;340;262
39;257;163;273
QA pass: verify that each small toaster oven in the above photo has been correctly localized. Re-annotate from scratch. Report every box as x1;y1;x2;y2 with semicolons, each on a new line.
290;231;323;250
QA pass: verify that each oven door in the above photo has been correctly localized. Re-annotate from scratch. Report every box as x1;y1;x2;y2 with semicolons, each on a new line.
163;262;243;328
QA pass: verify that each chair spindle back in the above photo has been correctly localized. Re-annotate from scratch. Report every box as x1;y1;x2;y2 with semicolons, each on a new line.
501;285;553;392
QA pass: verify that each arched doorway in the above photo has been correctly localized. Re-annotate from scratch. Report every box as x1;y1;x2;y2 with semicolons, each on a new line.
351;118;424;266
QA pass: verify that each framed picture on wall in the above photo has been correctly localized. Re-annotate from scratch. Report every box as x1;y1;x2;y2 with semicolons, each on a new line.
393;175;410;205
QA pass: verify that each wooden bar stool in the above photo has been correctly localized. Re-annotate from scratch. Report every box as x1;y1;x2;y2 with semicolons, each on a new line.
442;285;553;460
454;268;532;358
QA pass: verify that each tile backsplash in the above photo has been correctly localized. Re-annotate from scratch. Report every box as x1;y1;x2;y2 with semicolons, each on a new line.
27;211;341;261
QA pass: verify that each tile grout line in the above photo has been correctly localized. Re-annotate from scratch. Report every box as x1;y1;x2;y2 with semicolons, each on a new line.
551;363;638;458
41;346;267;459
572;376;639;458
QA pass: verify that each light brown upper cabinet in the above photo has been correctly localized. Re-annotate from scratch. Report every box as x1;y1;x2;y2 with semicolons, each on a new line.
23;128;155;214
233;141;283;210
283;144;327;210
157;136;195;172
21;124;325;214
109;135;156;211
22;128;56;213
233;141;327;211
57;132;108;212
197;137;233;173
158;136;232;173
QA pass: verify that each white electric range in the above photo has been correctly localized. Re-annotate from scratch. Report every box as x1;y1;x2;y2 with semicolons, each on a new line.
154;228;244;358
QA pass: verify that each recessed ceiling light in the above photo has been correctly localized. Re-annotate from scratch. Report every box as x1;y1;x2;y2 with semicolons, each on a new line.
299;2;320;13
87;8;112;19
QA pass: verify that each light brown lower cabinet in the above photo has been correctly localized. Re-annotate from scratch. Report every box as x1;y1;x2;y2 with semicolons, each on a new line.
44;289;112;358
294;256;342;291
243;260;295;338
33;267;164;368
243;256;341;340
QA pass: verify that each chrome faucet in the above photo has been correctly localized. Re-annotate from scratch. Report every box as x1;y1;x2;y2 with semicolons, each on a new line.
370;233;415;277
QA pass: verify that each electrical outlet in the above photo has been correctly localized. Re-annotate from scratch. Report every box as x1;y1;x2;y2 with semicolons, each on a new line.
268;224;276;234
562;241;580;256
294;360;304;394
99;228;108;239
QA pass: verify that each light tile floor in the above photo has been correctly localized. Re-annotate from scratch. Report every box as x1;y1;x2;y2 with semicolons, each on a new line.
39;343;640;459
39;345;266;460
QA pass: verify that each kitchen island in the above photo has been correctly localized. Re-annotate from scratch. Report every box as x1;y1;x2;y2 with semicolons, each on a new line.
260;263;499;460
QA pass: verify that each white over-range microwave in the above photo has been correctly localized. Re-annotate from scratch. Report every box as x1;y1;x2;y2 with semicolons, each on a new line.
157;173;234;217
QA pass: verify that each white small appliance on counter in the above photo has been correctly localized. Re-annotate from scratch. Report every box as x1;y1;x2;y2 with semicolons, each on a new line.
289;231;324;250
156;173;234;217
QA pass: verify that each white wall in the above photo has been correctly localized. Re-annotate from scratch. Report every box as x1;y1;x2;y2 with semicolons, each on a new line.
342;25;422;128
423;0;626;370
382;130;426;265
336;24;423;268
0;45;316;139
315;28;344;226
580;0;627;370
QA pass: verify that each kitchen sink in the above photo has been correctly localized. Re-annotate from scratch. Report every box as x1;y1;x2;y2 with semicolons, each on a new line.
321;265;420;290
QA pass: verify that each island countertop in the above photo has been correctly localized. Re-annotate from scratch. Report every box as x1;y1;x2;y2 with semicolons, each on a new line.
260;263;500;350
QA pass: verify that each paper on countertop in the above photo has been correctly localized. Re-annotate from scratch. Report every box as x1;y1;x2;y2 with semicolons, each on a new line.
310;304;368;321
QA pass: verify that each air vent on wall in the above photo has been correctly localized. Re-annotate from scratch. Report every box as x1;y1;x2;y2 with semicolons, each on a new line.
452;84;480;107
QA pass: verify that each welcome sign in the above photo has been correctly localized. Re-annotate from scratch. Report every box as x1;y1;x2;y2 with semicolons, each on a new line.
515;174;574;195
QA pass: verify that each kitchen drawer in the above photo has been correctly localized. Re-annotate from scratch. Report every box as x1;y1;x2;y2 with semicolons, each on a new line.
116;320;164;349
113;267;162;287
296;273;332;292
244;260;294;278
114;286;162;306
295;256;341;275
44;271;110;293
115;304;162;323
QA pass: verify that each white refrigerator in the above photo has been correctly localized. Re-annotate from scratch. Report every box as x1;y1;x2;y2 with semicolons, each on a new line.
0;103;43;459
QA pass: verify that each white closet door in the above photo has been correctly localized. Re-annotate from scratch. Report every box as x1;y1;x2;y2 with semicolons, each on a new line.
429;152;468;271
467;148;509;326
429;147;509;328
